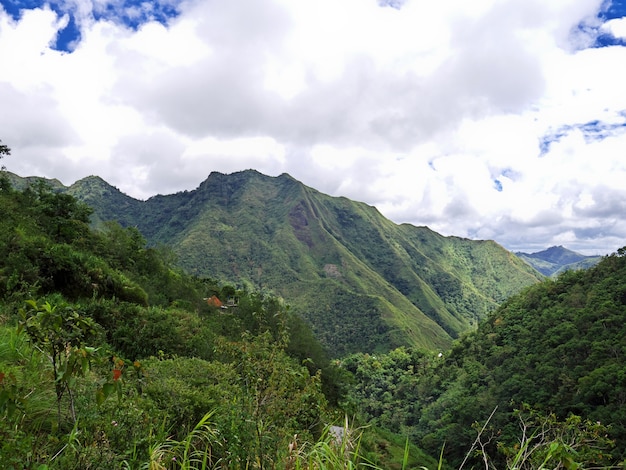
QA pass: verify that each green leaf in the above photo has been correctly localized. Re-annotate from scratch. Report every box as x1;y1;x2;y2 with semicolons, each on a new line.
95;388;106;406
102;382;115;398
80;356;89;375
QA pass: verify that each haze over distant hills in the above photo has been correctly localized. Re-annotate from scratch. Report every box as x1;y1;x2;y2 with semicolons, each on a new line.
515;245;602;277
8;170;543;355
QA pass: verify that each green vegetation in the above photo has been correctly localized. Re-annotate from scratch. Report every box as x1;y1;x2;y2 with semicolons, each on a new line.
0;178;348;468
3;156;623;468
8;169;543;356
340;249;626;468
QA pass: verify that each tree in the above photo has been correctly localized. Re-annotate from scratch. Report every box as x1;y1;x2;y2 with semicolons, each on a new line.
18;299;100;426
486;405;615;469
0;139;9;162
0;140;10;190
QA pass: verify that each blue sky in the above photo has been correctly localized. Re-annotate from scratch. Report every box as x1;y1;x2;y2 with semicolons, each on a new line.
592;0;626;46
1;0;626;255
2;0;624;52
1;0;184;50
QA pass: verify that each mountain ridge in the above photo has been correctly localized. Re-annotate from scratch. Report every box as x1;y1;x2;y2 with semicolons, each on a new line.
515;245;602;277
7;169;543;355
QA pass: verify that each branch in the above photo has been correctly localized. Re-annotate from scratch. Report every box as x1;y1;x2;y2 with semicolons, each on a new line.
459;405;498;470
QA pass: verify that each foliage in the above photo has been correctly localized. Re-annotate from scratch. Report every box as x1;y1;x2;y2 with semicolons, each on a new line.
28;169;543;354
343;248;626;467
18;299;100;425
213;333;328;467
341;347;441;433
416;251;626;461
3;168;625;468
493;405;614;470
0;140;11;173
0;178;350;468
142;410;221;470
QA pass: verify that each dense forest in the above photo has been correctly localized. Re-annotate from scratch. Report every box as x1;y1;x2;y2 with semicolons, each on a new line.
0;166;351;468
342;249;626;468
1;141;626;468
44;168;542;356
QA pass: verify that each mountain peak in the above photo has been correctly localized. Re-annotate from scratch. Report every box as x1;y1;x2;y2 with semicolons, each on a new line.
8;169;543;355
519;245;586;264
515;245;601;277
4;171;65;192
61;170;542;354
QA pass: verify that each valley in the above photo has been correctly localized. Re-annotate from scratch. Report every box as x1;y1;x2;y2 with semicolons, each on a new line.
1;169;624;468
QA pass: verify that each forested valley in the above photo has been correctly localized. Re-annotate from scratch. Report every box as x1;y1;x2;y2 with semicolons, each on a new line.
1;156;626;468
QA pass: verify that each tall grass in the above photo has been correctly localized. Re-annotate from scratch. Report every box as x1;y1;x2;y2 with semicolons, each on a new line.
0;325;30;364
141;411;221;470
282;417;382;470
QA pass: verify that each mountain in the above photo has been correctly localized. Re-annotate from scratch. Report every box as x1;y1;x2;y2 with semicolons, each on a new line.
7;170;543;355
417;249;626;465
5;173;66;192
515;245;602;277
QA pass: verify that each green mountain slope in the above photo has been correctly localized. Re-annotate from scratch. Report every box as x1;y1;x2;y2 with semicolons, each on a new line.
515;245;601;277
12;170;542;355
5;172;66;192
409;248;626;465
0;177;353;468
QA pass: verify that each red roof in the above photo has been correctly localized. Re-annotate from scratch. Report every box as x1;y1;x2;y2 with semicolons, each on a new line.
206;295;223;308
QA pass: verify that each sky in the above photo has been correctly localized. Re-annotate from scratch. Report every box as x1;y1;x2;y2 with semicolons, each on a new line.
1;0;626;255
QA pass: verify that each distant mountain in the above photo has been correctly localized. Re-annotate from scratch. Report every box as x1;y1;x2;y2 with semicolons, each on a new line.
515;245;602;277
7;170;543;355
5;173;66;192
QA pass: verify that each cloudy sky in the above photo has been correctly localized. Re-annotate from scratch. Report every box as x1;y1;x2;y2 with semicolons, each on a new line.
1;0;626;255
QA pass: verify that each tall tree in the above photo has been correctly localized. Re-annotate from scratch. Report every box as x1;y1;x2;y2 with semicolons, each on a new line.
0;140;10;190
0;139;9;168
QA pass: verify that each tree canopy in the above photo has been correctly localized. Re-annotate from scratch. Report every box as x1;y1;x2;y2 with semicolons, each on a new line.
0;179;349;468
0;139;9;158
1;163;624;468
0;139;9;175
341;248;626;467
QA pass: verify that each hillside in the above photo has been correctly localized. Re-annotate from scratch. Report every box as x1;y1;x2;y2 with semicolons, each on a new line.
0;173;362;468
515;245;602;276
343;248;626;467
3;170;622;468
9;169;542;355
426;249;626;464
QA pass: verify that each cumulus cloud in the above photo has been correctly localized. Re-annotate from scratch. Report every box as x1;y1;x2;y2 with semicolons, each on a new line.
603;16;626;38
1;0;625;255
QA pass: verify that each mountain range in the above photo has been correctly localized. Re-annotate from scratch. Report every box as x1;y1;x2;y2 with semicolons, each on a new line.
8;170;543;355
515;245;602;276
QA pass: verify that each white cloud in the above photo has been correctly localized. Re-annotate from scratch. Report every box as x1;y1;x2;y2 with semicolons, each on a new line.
602;16;626;39
0;0;624;256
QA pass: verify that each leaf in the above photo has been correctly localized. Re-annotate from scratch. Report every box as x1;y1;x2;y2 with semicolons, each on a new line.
116;380;123;401
81;356;90;375
96;388;106;406
102;382;115;398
